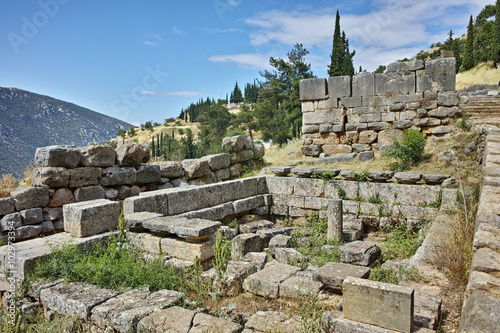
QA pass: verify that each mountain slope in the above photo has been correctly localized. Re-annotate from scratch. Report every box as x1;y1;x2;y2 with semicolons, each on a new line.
0;87;133;177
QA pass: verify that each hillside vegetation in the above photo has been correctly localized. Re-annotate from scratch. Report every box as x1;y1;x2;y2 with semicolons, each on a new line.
456;62;500;90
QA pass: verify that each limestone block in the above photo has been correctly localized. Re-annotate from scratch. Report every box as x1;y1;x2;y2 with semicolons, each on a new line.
230;149;255;164
345;122;368;131
74;185;105;202
419;58;456;92
228;163;243;177
279;273;322;299
381;112;396;122
11;186;49;210
302;101;314;112
301;144;322;157
313;262;371;290
375;73;415;95
16;225;43;240
137;306;195;333
393;120;412;129
115;144;150;167
245;311;300;333
471;247;500;273
290;167;314;178
340;241;381;266
347;113;361;123
143;217;221;239
352;72;375;97
304;196;329;210
299;78;327;101
122;190;168;215
341;96;363;108
426;125;455;135
0;197;15;216
220;176;267;203
240;220;274;234
101;167;136;186
318;98;337;110
390;103;405;111
243;263;300;298
190;312;243;333
222;135;247;152
327;200;343;242
178;203;235;221
0;212;22;231
43;207;63;221
68;167;102;188
437;91;458;106
215;168;230;181
328;76;351;103
123;211;162;231
394;172;422;184
127;232;162;254
322;311;414;333
378;129;403;146
269;235;292;254
63;199;121;237
302;125;320;134
459;290;500;333
466;271;500;296
231;233;266;261
412;118;441;127
161;236;215;261
256;227;292;243
103;187;118;200
40;282;119;320
274;247;303;264
20;208;43;225
167;185;222;215
90;288;184;333
324;180;360;201
32;167;69;188
359;130;378;144
397;205;438;220
359;151;374;162
152;161;184;178
222;260;259;292
387;60;424;73
34;145;81;169
343;276;414;332
303;109;344;125
79;145;116;167
242;252;268;270
201;153;231;171
428;106;460;118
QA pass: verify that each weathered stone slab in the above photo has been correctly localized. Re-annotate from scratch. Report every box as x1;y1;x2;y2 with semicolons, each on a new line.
122;190;169;216
294;178;325;197
459;290;500;333
101;167;137;186
115;144;150;167
290;167;314;178
143;217;221;239
137;306;195;333
222;260;259;293
233;195;266;214
266;176;294;194
0;197;15;216
49;188;75;207
181;159;211;179
242;252;268;270
127;232;162;254
161;236;215;261
167;185;223;215
190;312;243;333
329;76;351;103
32;167;70;187
470;247;500;273
343;276;414;333
68;167;102;188
243;263;300;298
274;247;303;264
231;233;266;261
256;227;293;243
16;225;42;240
269;234;292;254
153;161;184;178
201;153;231;171
11;186;49;211
394;172;422;184
240;220;274;234
20;208;43;225
302;144;322;157
245;311;301;333
279;272;322;299
340;241;381;267
177;202;235;221
63;199;121;237
90;288;184;332
313;262;371;290
300;78;327;101
322;311;410;333
40;282;119;320
34;145;81;169
414;291;442;331
230;149;255;164
303;109;344;125
124;211;162;231
327;200;343;242
74;185;105;202
352;72;375;97
1;212;22;231
79;145;116;167
269;167;291;176
222;135;247;152
136;164;161;184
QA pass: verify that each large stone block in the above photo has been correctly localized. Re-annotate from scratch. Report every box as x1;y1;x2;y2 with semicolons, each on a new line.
417;58;456;92
161;235;215;261
181;159;211;179
63;199;121;237
152;161;184;178
20;208;43;225
0;197;15;216
340;241;381;267
233;195;266;214
303;109;344;125
359;130;378;144
177;202;234;221
243;262;301;298
313;262;371;290
122;190;168;215
124;211;162;231
230;149;254;163
115;144;150;167
40;282;119;320
137;306;195;333
279;272;322;299
386;60;424;73
100;167;136;186
190;312;243;333
90;288;185;333
352;72;375;97
218;176;267;203
34;145;81;169
136;164;161;183
167;185;222;215
328;76;351;104
459;290;500;333
32;167;69;188
301;144;322;157
377;129;403;146
0;212;22;231
201;153;231;171
127;232;162;254
343;276;414;333
74;185;105;202
79;145;116;167
294;178;325;197
11;186;49;210
300;78;327;101
222;135;247;152
232;233;266;261
375;73;415;95
68;167;102;188
143;217;221;239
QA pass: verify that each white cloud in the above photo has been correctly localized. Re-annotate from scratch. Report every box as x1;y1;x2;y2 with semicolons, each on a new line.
203;27;242;33
140;90;202;97
208;53;272;69
140;90;157;95
144;41;158;47
172;26;186;36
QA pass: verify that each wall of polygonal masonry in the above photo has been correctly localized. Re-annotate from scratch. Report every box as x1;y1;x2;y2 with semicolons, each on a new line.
300;58;461;157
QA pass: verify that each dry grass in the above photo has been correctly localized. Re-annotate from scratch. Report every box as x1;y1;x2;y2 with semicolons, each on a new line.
264;138;304;166
456;62;500;91
0;173;16;198
111;121;202;146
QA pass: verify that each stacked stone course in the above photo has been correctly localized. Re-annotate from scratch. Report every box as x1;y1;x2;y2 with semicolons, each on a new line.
300;58;461;156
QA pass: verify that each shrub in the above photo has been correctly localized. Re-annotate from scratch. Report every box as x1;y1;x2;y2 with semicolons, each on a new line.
380;225;423;262
385;128;426;170
369;267;399;284
213;231;231;281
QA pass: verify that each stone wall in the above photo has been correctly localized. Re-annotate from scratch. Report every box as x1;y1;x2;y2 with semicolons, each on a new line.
458;128;500;332
0;134;264;243
300;58;461;156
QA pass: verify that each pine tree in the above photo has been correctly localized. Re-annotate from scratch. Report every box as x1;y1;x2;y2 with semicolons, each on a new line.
342;34;355;76
359;65;363;73
463;16;475;70
328;10;343;77
492;0;500;63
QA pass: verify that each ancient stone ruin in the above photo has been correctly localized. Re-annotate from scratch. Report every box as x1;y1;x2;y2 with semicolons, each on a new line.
300;58;460;157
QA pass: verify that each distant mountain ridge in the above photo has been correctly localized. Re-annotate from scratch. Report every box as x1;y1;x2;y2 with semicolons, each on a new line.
0;87;133;177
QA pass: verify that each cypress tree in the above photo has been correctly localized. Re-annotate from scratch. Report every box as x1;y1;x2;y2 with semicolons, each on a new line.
151;137;156;158
492;0;500;63
342;35;355;76
463;16;475;70
328;10;343;77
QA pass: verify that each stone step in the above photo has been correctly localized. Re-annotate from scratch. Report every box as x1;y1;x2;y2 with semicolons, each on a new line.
142;216;221;240
312;262;371;291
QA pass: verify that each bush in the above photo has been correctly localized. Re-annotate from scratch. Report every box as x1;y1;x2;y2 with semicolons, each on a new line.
385;128;426;170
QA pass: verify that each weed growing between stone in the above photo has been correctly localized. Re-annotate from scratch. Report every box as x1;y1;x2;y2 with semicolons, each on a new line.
369;267;399;284
296;292;324;333
379;225;423;262
214;230;232;281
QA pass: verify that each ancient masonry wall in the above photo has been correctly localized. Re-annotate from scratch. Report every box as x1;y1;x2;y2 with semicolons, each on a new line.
300;58;461;156
459;128;500;332
0;135;264;243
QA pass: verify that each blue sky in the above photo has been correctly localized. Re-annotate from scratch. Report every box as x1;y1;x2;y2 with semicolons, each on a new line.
0;0;492;125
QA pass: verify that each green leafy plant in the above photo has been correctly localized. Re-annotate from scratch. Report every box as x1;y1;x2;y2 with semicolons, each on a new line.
313;170;339;182
297;292;324;333
213;231;232;281
369;193;383;204
385;128;427;171
337;188;348;200
380;225;423;262
456;113;471;131
353;190;361;202
352;170;371;182
369;267;399;284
